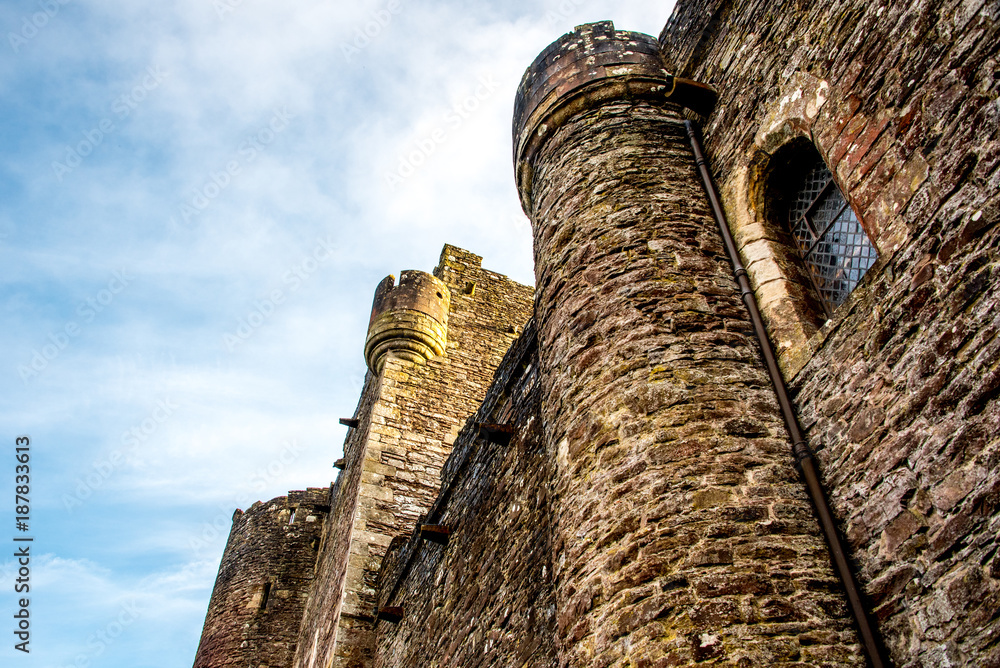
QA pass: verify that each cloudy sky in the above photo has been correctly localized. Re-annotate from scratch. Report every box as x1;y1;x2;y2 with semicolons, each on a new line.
1;1;671;665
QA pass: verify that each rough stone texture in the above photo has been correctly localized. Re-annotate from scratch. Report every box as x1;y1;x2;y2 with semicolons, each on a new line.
289;370;383;668
365;271;450;373
193;4;999;667
661;1;1000;665
373;320;558;667
512;22;862;668
193;489;329;668
292;245;533;668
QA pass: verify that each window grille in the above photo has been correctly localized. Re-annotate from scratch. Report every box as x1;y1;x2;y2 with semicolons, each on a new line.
787;157;877;317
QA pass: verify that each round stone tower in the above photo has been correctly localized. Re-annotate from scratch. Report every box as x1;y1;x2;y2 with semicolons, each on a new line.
364;270;450;374
514;21;861;667
193;490;327;668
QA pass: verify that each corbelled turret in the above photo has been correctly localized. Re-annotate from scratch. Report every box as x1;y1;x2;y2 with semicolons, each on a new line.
364;270;450;373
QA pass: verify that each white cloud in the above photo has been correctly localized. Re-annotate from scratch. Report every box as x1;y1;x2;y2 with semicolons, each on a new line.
1;1;674;665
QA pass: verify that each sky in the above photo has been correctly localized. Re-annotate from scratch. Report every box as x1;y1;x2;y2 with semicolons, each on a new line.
0;1;672;666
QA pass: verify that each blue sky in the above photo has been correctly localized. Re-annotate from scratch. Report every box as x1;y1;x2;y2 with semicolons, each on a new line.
1;1;670;665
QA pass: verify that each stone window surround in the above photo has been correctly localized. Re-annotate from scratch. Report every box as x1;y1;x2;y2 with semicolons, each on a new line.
719;73;890;381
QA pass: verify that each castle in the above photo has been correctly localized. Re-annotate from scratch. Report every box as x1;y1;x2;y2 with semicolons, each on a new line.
192;2;1000;667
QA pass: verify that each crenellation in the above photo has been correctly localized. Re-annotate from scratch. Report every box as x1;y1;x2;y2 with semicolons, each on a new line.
194;3;997;667
283;243;533;668
364;270;450;374
192;488;329;668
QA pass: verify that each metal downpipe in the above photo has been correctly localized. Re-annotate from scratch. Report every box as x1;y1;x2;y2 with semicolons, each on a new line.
683;120;891;668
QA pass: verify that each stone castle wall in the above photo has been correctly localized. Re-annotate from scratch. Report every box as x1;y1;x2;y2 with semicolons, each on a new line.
289;371;383;668
661;1;1000;665
193;2;998;667
291;245;533;668
373;320;558;667
193;488;329;668
511;21;861;667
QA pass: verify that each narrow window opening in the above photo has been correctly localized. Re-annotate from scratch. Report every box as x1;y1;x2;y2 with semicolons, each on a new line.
259;582;271;610
289;508;296;525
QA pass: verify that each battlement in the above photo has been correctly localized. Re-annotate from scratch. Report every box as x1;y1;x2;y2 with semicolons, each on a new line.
290;245;533;668
433;243;482;279
192;488;329;668
194;4;999;667
364;270;450;373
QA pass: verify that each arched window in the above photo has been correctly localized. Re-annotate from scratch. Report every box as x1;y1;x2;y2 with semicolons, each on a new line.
785;151;877;317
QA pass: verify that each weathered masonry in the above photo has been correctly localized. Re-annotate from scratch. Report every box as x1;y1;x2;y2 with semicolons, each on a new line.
194;245;533;668
290;245;532;668
194;1;999;666
509;20;864;666
659;2;999;665
194;489;329;668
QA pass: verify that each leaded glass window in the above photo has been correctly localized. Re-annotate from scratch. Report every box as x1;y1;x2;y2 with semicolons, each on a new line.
787;156;877;317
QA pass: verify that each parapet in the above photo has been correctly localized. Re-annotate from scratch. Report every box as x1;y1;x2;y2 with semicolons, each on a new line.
364;270;450;373
433;244;483;286
193;489;328;668
512;21;715;211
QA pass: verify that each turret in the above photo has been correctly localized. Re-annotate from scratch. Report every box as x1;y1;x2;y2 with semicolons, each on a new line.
193;489;328;668
513;20;714;213
512;21;860;667
363;270;450;374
